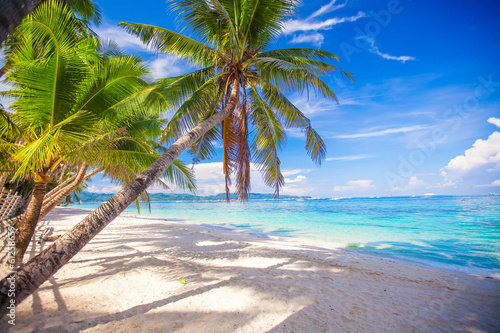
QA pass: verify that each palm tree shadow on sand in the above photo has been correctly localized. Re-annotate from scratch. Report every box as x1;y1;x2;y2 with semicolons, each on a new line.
4;211;499;333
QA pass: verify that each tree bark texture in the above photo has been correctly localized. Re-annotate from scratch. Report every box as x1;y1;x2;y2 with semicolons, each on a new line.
14;181;46;266
0;0;42;45
4;166;101;230
0;82;239;318
38;163;88;220
0;172;9;189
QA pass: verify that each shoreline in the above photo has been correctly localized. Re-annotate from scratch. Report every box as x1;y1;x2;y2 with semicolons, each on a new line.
72;202;500;279
1;207;499;332
123;212;500;280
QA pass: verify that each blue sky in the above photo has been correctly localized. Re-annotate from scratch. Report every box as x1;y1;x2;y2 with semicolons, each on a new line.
8;0;500;197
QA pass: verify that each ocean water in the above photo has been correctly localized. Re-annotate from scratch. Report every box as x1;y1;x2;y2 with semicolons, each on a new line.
78;195;500;277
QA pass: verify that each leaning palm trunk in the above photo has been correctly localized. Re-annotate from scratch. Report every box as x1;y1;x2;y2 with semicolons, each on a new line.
44;170;78;201
14;180;47;266
0;83;238;317
4;164;89;266
37;163;91;220
0;172;9;189
41;166;102;215
9;165;93;264
4;165;101;230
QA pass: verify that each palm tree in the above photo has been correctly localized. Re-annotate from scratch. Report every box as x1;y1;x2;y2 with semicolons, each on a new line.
121;0;351;200
31;112;195;224
0;1;193;266
0;0;351;316
0;0;101;47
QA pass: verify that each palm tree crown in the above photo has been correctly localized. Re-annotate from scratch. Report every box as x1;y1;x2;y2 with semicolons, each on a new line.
121;0;352;201
0;1;195;265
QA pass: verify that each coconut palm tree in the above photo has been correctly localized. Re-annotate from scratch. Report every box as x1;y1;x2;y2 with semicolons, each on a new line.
0;1;194;266
32;112;195;224
121;0;351;200
0;0;101;47
0;0;351;315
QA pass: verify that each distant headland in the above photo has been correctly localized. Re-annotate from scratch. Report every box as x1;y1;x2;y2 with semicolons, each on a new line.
77;192;310;202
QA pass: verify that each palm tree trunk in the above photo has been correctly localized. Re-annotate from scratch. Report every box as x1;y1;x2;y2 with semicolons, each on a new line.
14;180;47;267
43;174;77;202
0;172;9;189
0;0;43;45
3;166;102;231
0;81;239;317
38;163;88;220
43;166;102;204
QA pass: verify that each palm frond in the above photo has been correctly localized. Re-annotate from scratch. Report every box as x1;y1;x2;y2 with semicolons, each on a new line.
119;22;221;66
250;56;339;101
305;126;326;166
164;159;196;192
188;111;221;163
161;75;223;144
63;0;102;25
248;85;286;197
258;48;340;61
222;113;239;200
155;66;217;108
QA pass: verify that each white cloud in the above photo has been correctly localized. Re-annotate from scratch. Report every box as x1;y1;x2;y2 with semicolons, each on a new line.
281;173;313;196
95;23;193;81
87;185;123;193
326;154;373;161
439;179;457;188
443;132;500;172
281;185;316;196
408;176;425;188
282;169;309;177
285;175;307;183
86;185;100;193
474;179;500;188
284;12;366;34
95;24;150;52
487;117;500;127
371;49;415;63
188;162;273;196
333;180;375;192
289;33;324;47
392;176;425;192
148;54;189;79
441;118;500;185
282;1;364;46
308;0;347;20
334;125;429;139
286;128;306;139
185;163;315;196
357;36;416;63
291;96;339;116
442;134;500;174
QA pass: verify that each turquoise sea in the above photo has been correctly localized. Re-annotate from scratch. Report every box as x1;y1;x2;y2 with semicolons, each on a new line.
78;195;500;277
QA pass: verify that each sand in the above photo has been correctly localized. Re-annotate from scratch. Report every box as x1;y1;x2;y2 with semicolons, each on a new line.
0;206;499;332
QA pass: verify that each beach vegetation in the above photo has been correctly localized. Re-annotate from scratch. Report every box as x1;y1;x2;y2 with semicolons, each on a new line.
0;0;349;315
0;0;101;48
0;1;194;266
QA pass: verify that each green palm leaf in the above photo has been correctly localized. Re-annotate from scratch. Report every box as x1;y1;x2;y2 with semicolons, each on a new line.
118;22;221;66
119;0;350;200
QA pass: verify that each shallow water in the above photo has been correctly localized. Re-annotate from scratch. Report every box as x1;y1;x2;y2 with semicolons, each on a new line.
78;195;500;276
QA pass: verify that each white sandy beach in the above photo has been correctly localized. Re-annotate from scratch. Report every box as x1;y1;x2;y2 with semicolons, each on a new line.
1;206;499;332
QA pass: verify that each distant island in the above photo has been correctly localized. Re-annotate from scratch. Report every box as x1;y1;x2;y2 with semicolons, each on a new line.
77;192;310;202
